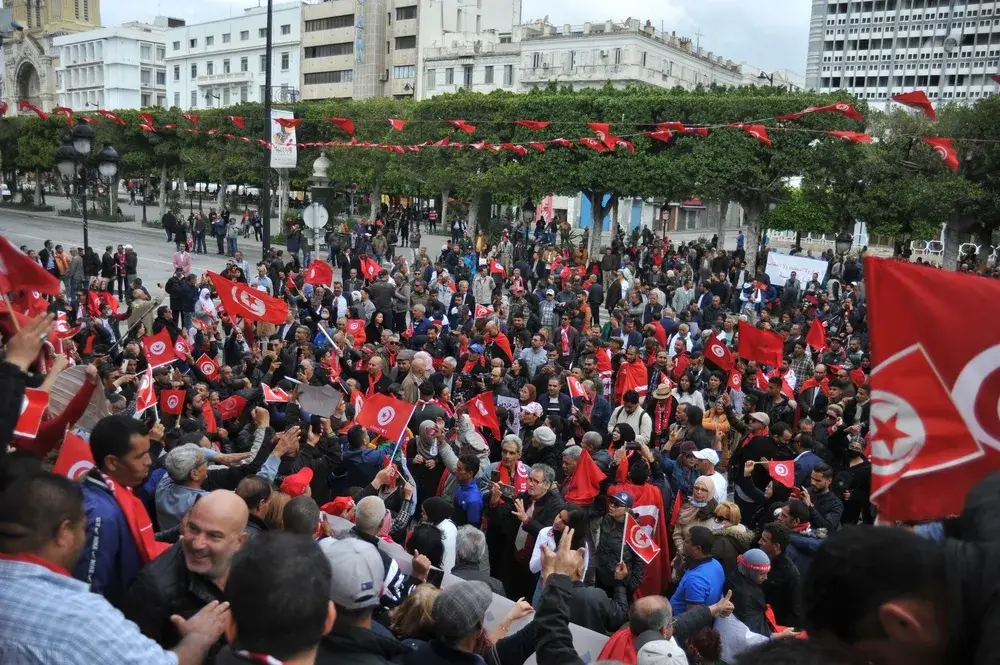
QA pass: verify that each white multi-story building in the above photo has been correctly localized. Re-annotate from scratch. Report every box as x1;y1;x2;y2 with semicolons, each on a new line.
301;0;521;101
165;1;301;111
53;18;178;111
805;0;999;106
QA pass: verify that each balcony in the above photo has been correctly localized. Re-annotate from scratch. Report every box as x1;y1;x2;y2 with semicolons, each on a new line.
394;18;417;37
422;42;521;60
197;71;254;86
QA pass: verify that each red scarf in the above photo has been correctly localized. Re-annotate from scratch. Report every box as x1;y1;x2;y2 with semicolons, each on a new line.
462;356;484;374
203;405;218;433
799;377;830;397
366;372;383;398
101;472;169;564
499;461;530;494
791;521;812;533
386;351;397;368
740;426;769;447
0;552;70;576
654;400;673;434
561;327;570;355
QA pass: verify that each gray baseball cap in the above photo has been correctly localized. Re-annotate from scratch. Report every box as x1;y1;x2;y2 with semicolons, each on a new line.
432;581;493;639
318;537;385;610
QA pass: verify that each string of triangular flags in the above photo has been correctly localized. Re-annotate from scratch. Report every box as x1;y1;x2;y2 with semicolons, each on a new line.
9;90;960;170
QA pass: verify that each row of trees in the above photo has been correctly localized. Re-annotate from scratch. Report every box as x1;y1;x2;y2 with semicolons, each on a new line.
0;84;997;270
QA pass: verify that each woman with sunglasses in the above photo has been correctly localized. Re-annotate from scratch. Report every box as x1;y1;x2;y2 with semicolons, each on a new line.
709;501;754;576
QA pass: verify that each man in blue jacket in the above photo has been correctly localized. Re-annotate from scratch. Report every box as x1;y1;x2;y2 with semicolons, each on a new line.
539;376;571;421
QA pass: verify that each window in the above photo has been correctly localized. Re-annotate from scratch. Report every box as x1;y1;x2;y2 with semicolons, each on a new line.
173;41;180;50
156;46;165;61
396;5;417;20
140;69;151;85
173;65;180;80
614;48;622;64
570;50;576;68
426;68;436;89
532;52;540;68
463;64;473;87
141;44;152;60
240;86;248;102
191;63;198;78
484;65;494;83
156;70;166;85
241;57;249;71
503;64;513;85
280;52;289;70
304;15;354;31
304;43;354;58
222;33;231;43
157;95;166;107
393;65;415;78
240;30;249;40
259;28;267;38
206;36;214;46
206;61;214;75
223;88;230;105
191;90;198;107
190;38;197;48
281;24;291;35
445;67;454;84
223;59;230;73
302;69;354;84
395;35;417;49
260;54;267;72
141;93;150;106
174;91;181;107
500;33;512;43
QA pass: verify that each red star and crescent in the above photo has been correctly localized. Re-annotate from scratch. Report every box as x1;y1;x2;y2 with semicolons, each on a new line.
871;413;909;458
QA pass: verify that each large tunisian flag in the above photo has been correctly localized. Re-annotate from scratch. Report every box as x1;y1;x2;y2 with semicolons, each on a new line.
865;257;996;521
738;320;783;368
207;271;288;324
607;481;670;599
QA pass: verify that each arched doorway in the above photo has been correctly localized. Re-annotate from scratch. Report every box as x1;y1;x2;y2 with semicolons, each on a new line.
16;62;41;104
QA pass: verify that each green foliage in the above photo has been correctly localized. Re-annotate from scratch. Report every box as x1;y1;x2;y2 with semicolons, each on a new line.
762;188;833;235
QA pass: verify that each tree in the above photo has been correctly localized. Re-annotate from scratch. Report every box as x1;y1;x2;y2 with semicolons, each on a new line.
16;117;60;205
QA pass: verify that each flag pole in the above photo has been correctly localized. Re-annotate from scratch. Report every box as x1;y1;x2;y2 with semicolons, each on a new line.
619;516;628;563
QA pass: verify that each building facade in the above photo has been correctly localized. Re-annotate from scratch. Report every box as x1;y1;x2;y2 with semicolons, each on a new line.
3;0;102;113
164;1;301;111
740;63;806;90
53;19;176;111
806;0;1000;106
301;0;521;101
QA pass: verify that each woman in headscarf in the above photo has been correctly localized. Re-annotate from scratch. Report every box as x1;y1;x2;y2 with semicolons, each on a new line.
193;287;218;333
410;420;445;511
671;476;718;581
421;496;458;574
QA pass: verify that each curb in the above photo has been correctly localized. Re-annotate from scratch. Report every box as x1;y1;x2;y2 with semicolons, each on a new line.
0;207;167;240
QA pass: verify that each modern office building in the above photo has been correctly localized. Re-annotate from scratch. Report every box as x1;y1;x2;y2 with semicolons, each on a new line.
53;18;180;111
805;0;1000;106
164;1;301;111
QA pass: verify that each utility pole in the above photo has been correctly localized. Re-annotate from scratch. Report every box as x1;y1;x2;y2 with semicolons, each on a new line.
261;0;274;258
693;28;704;50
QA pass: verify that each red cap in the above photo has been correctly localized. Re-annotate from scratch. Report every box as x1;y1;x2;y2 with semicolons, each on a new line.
280;468;314;497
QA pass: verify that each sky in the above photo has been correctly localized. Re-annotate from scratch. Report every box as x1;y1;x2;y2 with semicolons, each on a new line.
101;0;810;74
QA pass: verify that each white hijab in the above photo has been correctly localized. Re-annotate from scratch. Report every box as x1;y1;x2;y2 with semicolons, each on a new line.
198;288;218;318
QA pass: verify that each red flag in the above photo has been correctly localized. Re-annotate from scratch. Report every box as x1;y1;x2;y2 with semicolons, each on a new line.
467;392;501;439
52;106;74;126
262;384;290;403
489;331;514;364
387;118;406;131
767;460;795;489
182;113;199;124
993;73;1000;85
275;117;302;129
489;260;506;278
207;271;288;324
586;122;616;149
567;376;586;399
528;142;547;152
15;290;49;316
805;320;827;352
0;235;63;295
579;137;608;153
551;138;575;149
865;256;999;521
139;112;155;129
681;126;710;137
705;337;734;372
18;99;48;119
564;449;607;505
827;131;873;144
740;124;772;147
195;353;220;381
356;394;417;443
216;395;247;421
328;117;355;134
304;260;334;286
345;319;366;345
616;359;649;402
608;482;669;597
96;109;126;125
142;328;177;369
922;137;960;170
515;119;549;130
892;90;936;120
14;388;49;438
738;320;783;367
52;432;95;480
624;511;661;564
850;368;867;388
669;489;684;527
728;369;743;391
361;257;380;281
134;367;157;415
645;129;674;143
474;304;491;319
160;389;186;416
776;102;865;122
445;119;476;134
672;353;690;380
174;337;191;358
227;115;245;129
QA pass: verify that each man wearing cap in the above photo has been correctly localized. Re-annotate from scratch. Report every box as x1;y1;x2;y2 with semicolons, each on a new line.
690;447;726;505
635;629;690;665
594;490;645;599
317;538;412;664
400;581;494;665
670;525;725;616
727;410;789;520
350;496;431;609
725;548;776;637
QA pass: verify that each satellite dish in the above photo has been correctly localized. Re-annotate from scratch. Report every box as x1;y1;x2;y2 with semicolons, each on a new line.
944;34;959;53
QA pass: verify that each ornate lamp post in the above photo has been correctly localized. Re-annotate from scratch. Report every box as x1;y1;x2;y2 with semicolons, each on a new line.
55;119;119;251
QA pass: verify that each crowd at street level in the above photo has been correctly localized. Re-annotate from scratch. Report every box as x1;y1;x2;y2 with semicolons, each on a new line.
0;219;998;665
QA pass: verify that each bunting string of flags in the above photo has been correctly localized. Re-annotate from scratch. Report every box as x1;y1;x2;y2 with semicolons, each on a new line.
9;89;972;170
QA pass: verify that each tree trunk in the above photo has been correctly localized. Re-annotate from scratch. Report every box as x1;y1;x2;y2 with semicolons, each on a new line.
441;186;451;231
34;168;42;206
717;200;730;250
941;222;961;270
611;198;620;241
976;225;994;268
158;164;168;209
217;181;228;213
587;190;614;263
740;197;765;277
468;189;482;235
277;170;289;227
369;163;386;222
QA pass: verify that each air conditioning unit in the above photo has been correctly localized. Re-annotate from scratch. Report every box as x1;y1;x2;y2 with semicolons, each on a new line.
378;72;389;81
600;49;608;57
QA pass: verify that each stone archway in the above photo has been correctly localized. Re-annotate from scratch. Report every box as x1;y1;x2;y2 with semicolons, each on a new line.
16;61;41;104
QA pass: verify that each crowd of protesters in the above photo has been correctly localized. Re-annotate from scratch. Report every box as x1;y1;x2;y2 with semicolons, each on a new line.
0;216;999;665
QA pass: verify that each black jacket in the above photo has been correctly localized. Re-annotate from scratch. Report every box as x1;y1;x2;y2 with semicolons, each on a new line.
568;581;629;635
0;362;28;460
725;570;771;637
808;489;844;531
120;543;227;656
761;551;802;628
245;514;268;539
593;514;645;596
317;624;412;665
451;563;506;596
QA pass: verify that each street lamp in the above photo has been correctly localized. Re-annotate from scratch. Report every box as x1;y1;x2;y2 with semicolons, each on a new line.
521;198;535;247
835;230;854;257
758;71;775;86
54;119;118;252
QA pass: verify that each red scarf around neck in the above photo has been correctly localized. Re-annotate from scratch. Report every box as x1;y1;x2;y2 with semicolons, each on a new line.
499;461;530;494
741;426;770;447
100;472;169;564
366;372;383;398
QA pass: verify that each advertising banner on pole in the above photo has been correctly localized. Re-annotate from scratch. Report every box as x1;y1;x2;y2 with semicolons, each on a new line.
270;108;297;169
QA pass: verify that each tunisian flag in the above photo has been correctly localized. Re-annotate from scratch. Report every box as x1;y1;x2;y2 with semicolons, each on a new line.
705;337;734;372
142;328;177;369
207;271;288;324
134;367;157;416
466;392;501;439
865;257;993;521
361;258;381;281
303;260;334;287
345;319;367;345
567;376;586;399
14;388;49;439
53;432;95;481
195;354;220;381
563;448;607;506
490;331;514;364
356;394;416;443
738;320;783;368
805;320;827;352
607;481;670;598
624;511;661;564
160;389;186;416
0;235;62;295
766;460;796;489
615;359;649;402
